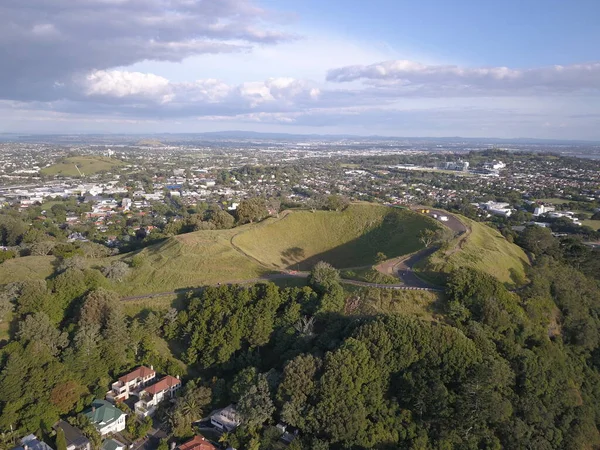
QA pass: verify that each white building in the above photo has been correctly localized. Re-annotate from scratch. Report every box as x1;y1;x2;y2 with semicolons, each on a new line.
84;400;127;437
210;404;241;432
440;161;470;172
108;366;156;402
480;201;513;217
135;375;182;417
121;198;132;211
533;205;556;216
483;160;506;170
489;208;512;217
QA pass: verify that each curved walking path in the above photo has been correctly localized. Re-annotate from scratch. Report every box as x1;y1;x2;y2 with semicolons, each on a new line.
121;207;467;302
375;207;469;289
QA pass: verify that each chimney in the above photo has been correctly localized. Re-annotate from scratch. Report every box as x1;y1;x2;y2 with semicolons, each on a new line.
176;375;180;380
150;365;154;371
92;406;96;413
170;442;176;450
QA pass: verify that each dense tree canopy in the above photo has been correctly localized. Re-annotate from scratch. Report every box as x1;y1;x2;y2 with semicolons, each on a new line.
1;232;600;450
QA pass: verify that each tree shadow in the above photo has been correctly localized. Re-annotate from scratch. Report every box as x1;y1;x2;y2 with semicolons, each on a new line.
280;247;306;266
279;210;431;270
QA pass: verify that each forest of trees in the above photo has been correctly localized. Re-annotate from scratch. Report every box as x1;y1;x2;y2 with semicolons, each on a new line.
1;226;600;449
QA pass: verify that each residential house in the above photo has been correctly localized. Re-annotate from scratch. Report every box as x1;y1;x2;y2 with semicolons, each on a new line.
13;435;53;450
533;204;556;216
100;439;126;450
134;375;182;417
84;400;127;437
276;423;299;444
54;421;91;450
121;198;132;211
210;404;241;432
177;435;217;450
108;365;156;402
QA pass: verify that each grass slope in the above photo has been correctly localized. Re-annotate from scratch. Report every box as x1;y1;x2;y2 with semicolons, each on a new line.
416;216;529;286
113;227;269;296
345;285;443;321
232;204;439;270
41;156;125;176
581;219;600;231
0;256;54;284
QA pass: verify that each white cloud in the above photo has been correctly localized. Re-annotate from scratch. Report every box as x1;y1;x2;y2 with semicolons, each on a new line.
327;60;600;95
176;79;232;103
80;70;320;112
31;23;60;37
0;0;295;101
85;70;173;103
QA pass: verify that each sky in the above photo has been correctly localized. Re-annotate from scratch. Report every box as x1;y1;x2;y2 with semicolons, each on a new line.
1;0;600;139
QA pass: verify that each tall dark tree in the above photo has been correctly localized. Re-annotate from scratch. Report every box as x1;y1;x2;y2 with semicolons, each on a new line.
236;198;268;224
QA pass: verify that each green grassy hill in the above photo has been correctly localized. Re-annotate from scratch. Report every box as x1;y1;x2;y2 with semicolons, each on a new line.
0;205;528;298
232;204;439;270
416;216;529;286
113;227;269;296
0;256;55;284
41;156;125;176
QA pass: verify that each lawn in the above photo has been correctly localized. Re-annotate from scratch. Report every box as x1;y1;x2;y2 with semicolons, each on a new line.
416;216;529;286
535;198;571;205
110;227;271;296
0;256;55;284
0;205;438;297
0;311;12;342
581;219;600;231
121;294;181;317
346;285;443;321
41;156;125;177
233;204;439;270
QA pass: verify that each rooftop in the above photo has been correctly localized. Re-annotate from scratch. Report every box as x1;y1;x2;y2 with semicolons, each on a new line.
54;421;90;449
101;439;126;450
177;435;217;450
84;399;125;426
211;404;241;428
144;375;180;395
118;366;155;384
13;435;53;450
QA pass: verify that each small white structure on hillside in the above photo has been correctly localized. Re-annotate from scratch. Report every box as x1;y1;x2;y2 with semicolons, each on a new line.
211;404;241;432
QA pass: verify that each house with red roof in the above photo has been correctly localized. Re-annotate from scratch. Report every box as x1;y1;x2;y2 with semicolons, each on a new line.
134;375;182;417
176;435;217;450
107;366;156;402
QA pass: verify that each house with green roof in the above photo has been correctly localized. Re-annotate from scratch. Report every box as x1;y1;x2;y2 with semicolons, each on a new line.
101;439;126;450
84;400;126;437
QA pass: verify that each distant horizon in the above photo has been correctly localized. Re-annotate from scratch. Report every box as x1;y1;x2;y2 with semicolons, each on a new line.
1;130;599;145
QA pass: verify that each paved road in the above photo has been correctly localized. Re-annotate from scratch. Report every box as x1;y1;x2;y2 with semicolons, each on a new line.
408;207;468;235
378;208;469;289
394;246;440;288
